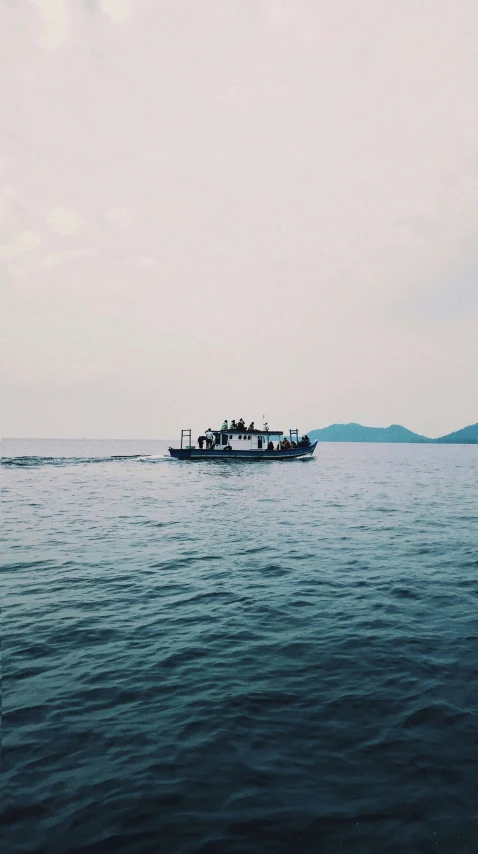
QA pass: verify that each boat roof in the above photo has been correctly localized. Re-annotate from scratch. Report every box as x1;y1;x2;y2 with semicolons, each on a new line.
215;428;283;435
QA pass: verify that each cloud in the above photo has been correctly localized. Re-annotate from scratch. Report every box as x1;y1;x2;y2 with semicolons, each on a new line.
32;0;68;50
2;0;477;437
41;249;95;266
101;0;131;24
48;207;84;236
0;230;42;262
42;253;63;267
9;266;28;279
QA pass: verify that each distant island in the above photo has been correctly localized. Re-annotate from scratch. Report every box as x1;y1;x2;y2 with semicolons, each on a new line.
307;423;477;444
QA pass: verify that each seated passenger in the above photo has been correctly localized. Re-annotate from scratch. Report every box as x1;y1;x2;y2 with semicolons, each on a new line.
221;420;228;430
276;442;281;450
198;435;206;449
237;418;245;430
267;441;274;450
282;438;291;449
248;422;255;431
230;419;237;430
291;441;297;447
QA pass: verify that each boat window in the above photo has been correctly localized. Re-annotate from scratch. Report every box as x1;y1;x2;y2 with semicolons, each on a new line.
238;435;242;439
221;434;227;445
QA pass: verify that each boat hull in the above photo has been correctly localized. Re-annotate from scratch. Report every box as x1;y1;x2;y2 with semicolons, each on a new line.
168;441;317;461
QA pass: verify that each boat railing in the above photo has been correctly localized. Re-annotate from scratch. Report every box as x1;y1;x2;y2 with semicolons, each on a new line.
180;428;192;449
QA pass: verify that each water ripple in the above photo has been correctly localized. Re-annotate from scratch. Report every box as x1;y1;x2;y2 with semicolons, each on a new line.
2;439;478;853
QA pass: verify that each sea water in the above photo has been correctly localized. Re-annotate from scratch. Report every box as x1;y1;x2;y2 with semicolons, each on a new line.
2;439;477;853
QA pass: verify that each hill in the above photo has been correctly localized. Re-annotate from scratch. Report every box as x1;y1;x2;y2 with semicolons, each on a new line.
307;423;477;444
432;423;477;444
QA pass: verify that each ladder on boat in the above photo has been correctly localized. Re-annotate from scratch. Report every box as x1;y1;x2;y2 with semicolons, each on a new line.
180;429;192;449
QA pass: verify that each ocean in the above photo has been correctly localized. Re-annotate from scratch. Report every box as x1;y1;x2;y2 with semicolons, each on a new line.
2;438;477;853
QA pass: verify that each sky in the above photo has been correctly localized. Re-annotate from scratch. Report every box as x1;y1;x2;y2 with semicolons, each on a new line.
2;0;477;439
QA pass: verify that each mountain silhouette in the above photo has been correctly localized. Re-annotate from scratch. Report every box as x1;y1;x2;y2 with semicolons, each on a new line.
431;423;477;444
307;423;477;444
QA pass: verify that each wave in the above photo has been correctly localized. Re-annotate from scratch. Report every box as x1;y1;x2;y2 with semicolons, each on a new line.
1;454;171;468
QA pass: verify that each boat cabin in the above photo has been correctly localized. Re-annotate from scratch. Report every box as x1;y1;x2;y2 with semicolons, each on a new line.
178;428;302;451
213;429;284;450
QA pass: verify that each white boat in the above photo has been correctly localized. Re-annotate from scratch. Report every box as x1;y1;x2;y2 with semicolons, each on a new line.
169;425;316;461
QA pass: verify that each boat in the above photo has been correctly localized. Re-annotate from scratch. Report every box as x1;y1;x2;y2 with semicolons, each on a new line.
168;425;317;460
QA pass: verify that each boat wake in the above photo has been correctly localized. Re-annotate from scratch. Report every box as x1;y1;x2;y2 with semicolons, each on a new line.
1;455;172;468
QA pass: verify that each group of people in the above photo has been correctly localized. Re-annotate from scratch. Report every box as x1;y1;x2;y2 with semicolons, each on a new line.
197;429;216;450
298;434;311;447
221;418;255;431
268;434;310;451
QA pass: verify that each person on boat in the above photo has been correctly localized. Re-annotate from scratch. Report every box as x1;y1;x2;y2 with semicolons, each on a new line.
205;429;215;449
221;420;228;430
267;440;274;450
276;442;281;450
198;435;206;449
281;438;291;449
248;422;255;431
237;418;245;430
299;435;311;447
230;419;237;430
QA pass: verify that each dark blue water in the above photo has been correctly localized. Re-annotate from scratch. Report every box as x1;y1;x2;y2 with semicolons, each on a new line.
3;439;478;853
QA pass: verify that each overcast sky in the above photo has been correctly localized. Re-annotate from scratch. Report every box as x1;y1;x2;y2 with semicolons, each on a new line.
2;0;477;439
